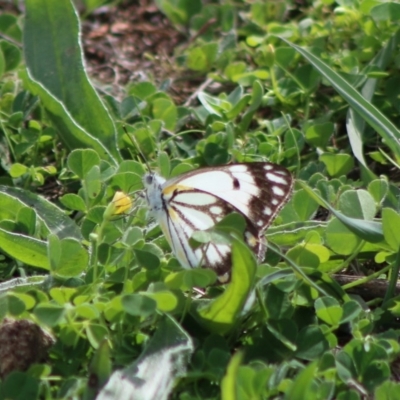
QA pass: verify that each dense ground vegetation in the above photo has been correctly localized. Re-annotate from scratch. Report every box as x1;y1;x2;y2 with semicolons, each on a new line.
1;0;400;398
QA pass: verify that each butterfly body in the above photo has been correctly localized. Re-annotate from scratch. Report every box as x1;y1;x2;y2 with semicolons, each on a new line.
143;163;293;279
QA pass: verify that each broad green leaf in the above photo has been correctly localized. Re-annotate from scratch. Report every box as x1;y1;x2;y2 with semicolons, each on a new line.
305;122;333;148
8;292;36;311
121;294;157;317
196;236;256;334
165;269;217;290
285;362;318;400
338;190;376;220
0;185;82;240
67;149;101;179
382;208;400;251
368;178;389;205
59;193;86;212
48;235;88;277
300;181;384;243
34;303;65;326
157;151;171;178
152;98;177;131
315;296;343;326
84;165;101;199
7;294;26;315
86;324;108;349
340;301;363;324
375;381;400;400
0;372;39;400
110;172;142;194
155;0;202;25
325;218;362;255
144;290;178;312
320;153;354;178
24;0;120;163
295;326;329;360
371;3;400;21
50;287;76;305
134;249;160;270
0;228;49;269
287;245;320;268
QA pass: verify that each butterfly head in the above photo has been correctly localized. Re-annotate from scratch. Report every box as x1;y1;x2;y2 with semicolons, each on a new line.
142;173;166;214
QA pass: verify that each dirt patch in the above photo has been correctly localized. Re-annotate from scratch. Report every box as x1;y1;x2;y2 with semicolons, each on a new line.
81;0;194;103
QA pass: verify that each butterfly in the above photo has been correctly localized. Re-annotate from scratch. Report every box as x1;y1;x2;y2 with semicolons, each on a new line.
143;162;293;282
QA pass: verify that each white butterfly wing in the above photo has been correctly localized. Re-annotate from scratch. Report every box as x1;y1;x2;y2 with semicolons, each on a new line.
144;162;293;278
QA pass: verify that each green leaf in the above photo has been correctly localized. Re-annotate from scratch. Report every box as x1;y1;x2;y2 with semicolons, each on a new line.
165;269;217;290
143;291;178;312
0;228;49;269
134;249;160;270
0;185;82;240
48;235;89;277
340;300;363;324
84;165;101;199
300;181;384;243
239;80;263;132
368;178;389;206
110;172;142;193
375;381;400;400
34;303;65;326
196;236;256;334
319;153;354;177
152;98;177;131
121;294;157;317
187;43;218;72
282;39;400;159
7;293;26;316
287;245;320;268
305;122;333;148
1;41;21;71
59;193;86;212
338;190;376;220
24;0;120;163
86;324;109;349
0;372;39;400
292;189;320;221
67;149;101;180
87;340;112;398
371;3;400;21
97;315;193;399
325;218;362;255
285;362;318;400
295;326;329;360
315;296;343;326
382;208;400;251
157;151;171;178
221;352;243;400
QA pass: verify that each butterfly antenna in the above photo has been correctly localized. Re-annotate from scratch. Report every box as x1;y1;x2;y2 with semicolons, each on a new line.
123;125;152;173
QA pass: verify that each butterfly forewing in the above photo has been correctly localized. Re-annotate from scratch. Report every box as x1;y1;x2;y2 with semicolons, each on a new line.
143;162;293;279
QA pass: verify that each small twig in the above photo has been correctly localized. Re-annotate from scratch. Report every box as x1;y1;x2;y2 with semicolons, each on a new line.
184;77;214;107
333;274;400;300
0;33;22;48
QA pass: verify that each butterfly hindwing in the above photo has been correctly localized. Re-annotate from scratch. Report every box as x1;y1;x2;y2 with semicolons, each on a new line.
143;162;293;279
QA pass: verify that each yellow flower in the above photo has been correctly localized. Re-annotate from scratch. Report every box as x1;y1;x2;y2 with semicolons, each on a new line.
112;191;132;214
103;191;132;219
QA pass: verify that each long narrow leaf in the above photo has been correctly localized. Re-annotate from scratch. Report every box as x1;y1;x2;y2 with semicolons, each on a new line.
282;39;400;159
24;0;120;163
347;29;400;180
